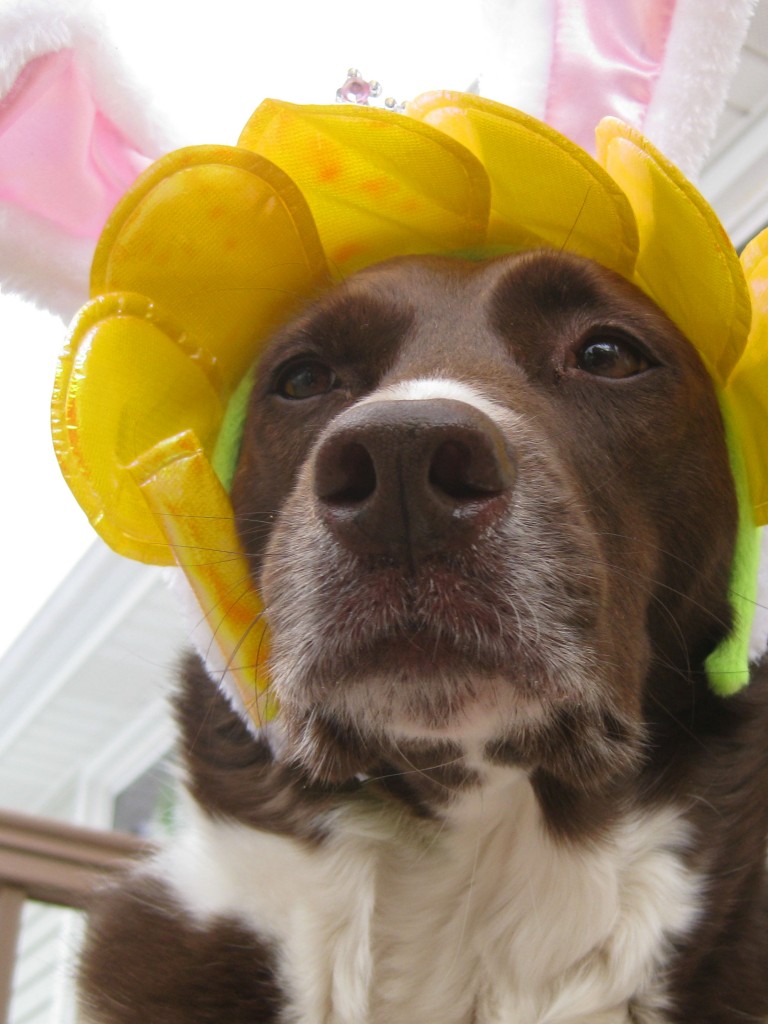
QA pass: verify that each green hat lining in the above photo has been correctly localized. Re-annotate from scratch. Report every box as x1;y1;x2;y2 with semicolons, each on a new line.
704;395;760;695
211;363;257;493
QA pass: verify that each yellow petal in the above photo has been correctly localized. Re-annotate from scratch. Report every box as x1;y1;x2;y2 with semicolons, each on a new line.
53;294;224;563
92;145;332;393
727;331;768;527
408;92;638;277
741;228;768;286
726;227;768;526
238;100;490;273
131;431;275;725
57;146;333;563
596;118;751;385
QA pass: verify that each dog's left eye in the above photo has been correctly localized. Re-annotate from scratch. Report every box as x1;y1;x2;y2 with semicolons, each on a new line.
274;360;338;400
574;335;653;379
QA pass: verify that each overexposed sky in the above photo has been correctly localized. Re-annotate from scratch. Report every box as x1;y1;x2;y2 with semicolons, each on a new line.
104;0;489;142
0;291;96;653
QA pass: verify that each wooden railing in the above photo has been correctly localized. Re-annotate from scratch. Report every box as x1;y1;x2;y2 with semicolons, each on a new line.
0;809;149;1024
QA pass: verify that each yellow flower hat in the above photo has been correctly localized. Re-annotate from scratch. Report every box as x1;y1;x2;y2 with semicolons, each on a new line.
52;92;768;719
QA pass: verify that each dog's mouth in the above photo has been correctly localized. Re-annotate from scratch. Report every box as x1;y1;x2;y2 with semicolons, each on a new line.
262;541;604;737
261;550;646;791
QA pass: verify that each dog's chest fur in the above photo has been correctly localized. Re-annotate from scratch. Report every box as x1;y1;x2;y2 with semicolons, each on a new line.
157;760;698;1024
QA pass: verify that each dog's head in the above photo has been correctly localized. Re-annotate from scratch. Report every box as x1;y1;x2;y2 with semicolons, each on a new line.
51;97;768;810
230;249;738;793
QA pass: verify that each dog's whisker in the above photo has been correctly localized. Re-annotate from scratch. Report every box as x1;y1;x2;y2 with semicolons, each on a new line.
558;186;592;255
361;753;469;786
184;570;267;653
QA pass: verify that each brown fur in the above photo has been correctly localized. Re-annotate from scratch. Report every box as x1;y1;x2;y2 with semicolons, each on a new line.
79;251;768;1023
80;875;283;1023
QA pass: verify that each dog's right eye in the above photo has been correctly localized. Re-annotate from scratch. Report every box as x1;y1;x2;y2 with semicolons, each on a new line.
573;334;654;379
274;360;338;400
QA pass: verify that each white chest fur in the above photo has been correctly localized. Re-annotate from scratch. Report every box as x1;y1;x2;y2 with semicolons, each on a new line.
159;769;701;1024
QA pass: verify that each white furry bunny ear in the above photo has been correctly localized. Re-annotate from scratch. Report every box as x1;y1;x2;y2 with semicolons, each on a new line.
0;0;176;319
478;0;759;178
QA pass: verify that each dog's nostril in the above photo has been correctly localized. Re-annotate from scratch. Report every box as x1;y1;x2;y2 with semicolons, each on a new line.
316;440;377;505
429;438;505;501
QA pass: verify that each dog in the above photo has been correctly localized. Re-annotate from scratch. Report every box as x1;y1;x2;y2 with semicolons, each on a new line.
77;249;768;1024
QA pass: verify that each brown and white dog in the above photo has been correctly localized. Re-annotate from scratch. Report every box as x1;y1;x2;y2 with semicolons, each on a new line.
79;250;768;1024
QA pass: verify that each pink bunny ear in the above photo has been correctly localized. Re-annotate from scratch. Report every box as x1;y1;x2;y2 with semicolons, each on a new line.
545;1;677;157
0;0;177;319
0;49;150;239
479;0;757;179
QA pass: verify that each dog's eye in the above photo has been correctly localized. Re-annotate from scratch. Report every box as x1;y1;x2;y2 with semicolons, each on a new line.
575;335;653;379
275;360;338;400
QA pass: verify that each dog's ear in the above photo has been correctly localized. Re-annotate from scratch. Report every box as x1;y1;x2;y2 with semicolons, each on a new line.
0;0;178;320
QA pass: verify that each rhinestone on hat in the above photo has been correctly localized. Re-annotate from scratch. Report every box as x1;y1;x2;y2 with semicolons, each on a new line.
335;69;405;112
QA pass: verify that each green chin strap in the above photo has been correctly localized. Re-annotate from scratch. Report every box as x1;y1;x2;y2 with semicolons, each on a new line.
212;363;258;493
212;367;760;698
704;396;761;695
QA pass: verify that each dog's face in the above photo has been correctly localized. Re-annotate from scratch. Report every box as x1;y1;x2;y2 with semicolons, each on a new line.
231;250;737;792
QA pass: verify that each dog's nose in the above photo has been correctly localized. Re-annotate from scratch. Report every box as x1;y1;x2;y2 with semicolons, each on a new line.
313;398;515;561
